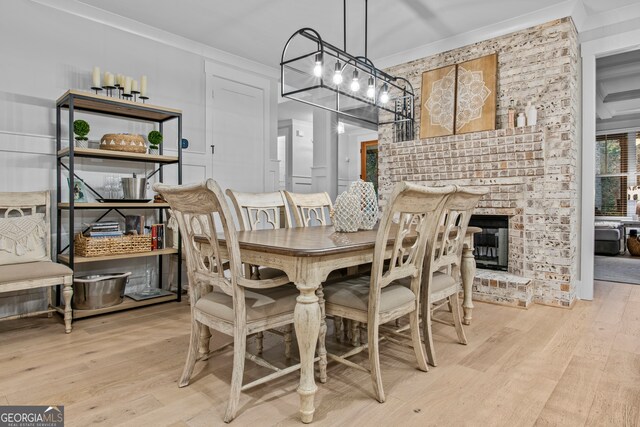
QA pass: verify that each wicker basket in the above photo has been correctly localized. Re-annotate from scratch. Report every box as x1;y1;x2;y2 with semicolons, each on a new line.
100;133;147;154
628;237;640;257
75;233;152;257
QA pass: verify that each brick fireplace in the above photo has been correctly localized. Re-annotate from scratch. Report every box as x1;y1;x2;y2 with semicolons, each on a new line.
378;18;579;308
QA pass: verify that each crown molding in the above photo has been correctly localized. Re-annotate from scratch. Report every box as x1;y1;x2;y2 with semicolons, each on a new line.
29;0;279;80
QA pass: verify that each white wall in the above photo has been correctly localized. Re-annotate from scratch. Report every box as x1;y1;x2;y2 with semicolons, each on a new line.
338;127;378;193
0;1;278;316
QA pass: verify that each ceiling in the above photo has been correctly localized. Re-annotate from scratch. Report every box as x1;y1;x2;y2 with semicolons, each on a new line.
76;0;640;69
596;49;640;132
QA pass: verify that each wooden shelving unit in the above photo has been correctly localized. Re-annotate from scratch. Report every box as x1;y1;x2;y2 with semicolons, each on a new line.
58;147;179;164
55;293;178;319
55;90;183;321
58;248;178;265
58;202;170;209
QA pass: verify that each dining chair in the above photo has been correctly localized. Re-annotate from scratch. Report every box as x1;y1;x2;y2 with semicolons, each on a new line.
226;189;294;357
283;191;333;227
154;179;301;423
420;185;487;367
323;182;454;402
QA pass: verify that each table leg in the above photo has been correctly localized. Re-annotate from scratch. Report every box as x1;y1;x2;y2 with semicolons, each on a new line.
461;244;476;326
294;282;321;424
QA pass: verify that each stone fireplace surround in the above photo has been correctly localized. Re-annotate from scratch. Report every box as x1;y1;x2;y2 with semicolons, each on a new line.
377;18;580;308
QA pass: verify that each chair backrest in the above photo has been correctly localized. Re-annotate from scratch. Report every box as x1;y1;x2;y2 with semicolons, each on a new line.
226;190;291;231
426;185;488;285
153;180;243;308
283;191;333;227
0;191;51;258
368;182;454;320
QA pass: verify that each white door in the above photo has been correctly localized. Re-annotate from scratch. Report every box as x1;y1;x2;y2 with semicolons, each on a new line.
208;74;265;192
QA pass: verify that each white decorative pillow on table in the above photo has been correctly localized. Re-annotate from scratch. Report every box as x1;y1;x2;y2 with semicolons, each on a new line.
0;213;49;265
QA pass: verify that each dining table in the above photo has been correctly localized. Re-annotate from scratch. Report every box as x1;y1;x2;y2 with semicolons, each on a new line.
197;225;480;423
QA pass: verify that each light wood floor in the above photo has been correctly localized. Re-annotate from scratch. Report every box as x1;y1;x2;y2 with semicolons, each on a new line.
1;280;639;427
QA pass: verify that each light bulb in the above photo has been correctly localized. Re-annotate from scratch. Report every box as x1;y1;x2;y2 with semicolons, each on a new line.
313;53;323;77
350;70;360;92
333;61;343;85
337;122;345;134
380;84;389;104
366;76;375;98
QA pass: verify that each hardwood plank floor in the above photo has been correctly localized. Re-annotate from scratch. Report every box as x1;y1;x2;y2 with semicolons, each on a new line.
0;280;638;426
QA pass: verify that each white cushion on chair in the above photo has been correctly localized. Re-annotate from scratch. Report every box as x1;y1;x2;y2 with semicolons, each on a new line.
195;285;298;322
323;275;415;314
0;261;72;285
397;271;456;294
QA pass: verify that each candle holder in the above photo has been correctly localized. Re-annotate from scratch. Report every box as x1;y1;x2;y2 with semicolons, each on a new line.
122;93;133;100
102;85;116;97
91;86;103;95
131;90;140;102
139;95;149;104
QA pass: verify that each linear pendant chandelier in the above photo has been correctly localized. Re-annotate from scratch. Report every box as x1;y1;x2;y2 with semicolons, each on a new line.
280;0;414;141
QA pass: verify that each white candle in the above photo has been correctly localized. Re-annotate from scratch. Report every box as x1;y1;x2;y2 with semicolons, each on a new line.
132;80;139;92
104;72;114;87
116;74;123;87
92;66;101;87
140;75;147;96
124;76;132;94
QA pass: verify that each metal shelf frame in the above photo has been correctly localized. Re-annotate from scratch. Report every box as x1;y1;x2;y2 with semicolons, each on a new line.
55;90;183;316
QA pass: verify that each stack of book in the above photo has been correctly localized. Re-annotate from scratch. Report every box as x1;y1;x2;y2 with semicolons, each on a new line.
150;224;165;250
85;221;123;238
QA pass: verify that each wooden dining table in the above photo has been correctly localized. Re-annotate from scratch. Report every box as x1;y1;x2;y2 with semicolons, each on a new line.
198;225;480;423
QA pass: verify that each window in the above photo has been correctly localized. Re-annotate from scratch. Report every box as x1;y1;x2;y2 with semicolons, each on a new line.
595;132;640;217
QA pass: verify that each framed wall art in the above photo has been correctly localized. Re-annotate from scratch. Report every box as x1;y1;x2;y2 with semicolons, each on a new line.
420;64;457;139
455;53;497;134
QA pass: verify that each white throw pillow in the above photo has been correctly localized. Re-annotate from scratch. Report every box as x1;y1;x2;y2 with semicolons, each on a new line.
0;213;49;265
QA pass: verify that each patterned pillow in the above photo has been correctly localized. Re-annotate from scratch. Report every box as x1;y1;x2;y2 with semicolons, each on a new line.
0;213;49;265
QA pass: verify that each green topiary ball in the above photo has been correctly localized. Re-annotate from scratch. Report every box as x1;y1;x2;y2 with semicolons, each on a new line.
148;130;163;147
73;120;90;140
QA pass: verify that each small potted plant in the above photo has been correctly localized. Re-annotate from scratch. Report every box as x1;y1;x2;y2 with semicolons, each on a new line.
147;130;163;155
73;119;90;148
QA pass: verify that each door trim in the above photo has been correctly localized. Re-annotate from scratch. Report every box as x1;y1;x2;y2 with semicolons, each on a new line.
360;139;378;181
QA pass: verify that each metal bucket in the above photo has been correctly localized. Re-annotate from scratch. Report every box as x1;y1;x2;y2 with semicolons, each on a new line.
72;272;131;310
121;177;147;199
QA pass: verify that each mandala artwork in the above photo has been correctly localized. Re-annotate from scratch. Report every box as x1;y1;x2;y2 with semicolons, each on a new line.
424;67;456;133
455;65;491;132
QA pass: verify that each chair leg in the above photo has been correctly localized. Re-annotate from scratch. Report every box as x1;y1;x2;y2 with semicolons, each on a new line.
179;318;203;387
422;298;437;367
256;332;264;355
351;321;360;347
224;327;246;423
410;308;428;372
284;324;292;359
62;283;73;333
316;286;327;383
450;294;467;345
367;320;385;403
334;316;343;343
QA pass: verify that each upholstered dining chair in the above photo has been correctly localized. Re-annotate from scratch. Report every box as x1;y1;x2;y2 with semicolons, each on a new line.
323;182;454;402
283;191;333;227
225;189;294;358
154;179;300;423
419;185;487;367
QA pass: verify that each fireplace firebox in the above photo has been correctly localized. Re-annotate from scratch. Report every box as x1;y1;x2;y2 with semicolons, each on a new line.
469;215;509;271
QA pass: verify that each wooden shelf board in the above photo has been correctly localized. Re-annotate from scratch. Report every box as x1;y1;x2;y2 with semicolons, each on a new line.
57;90;181;122
58;147;178;164
54;294;178;319
58;202;169;209
58;248;178;264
